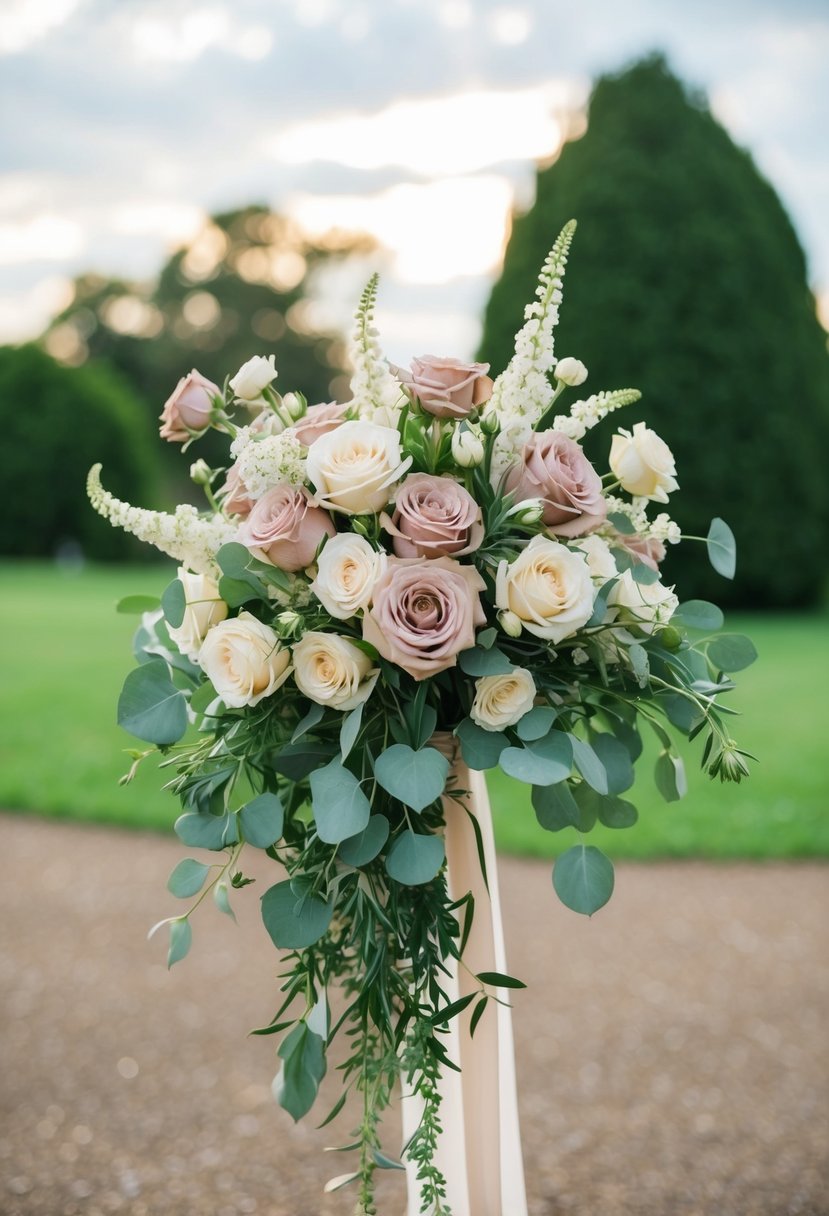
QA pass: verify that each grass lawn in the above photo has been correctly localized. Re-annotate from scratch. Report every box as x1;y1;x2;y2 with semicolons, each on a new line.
1;560;827;859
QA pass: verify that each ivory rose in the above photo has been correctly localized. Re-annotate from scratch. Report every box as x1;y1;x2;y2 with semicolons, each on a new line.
159;369;220;442
495;535;594;642
571;534;618;582
293;632;379;711
363;557;486;681
305;420;411;515
470;668;537;732
609;569;678;634
238;485;334;571
398;355;493;420
382;474;483;559
310;533;387;620
609;422;678;502
291;402;349;447
198;612;291;708
166;568;229;661
554;356;588;387
505;432;606;537
229;355;277;402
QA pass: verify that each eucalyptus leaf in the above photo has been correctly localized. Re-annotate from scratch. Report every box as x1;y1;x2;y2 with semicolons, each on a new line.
167;918;192;968
161;578;186;629
261;880;334;949
458;646;514;676
117;658;188;745
673;600;725;631
213;881;236;920
338;815;389;867
339;703;363;759
630;561;660;585
385;831;445;886
174;810;239;850
661;693;704;734
217;575;264;608
590;734;634;794
190;680;218;715
292;702;325;743
655;750;688;802
374;745;449;812
476;627;497;649
167;858;210;898
707;634;758;672
455;719;508;771
515;705;558;742
499;731;572;786
271;740;336;781
552;844;615;915
274;1023;327;1121
607;511;636;535
310;760;371;845
628;643;650;688
569;736;609;794
532;781;580;832
116;594;161;615
707;517;736;579
239;792;284;848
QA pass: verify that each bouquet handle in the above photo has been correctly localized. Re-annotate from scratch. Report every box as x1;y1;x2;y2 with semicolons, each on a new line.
401;755;528;1216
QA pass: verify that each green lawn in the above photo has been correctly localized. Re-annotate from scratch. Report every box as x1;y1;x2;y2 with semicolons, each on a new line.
0;561;826;858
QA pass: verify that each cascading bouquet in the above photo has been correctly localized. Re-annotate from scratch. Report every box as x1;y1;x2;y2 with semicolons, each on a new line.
89;220;755;1212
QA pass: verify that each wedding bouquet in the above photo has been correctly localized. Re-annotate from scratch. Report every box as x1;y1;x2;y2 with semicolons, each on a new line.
89;220;755;1212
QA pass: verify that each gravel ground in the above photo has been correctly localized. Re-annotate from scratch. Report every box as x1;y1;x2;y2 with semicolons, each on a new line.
1;812;827;1216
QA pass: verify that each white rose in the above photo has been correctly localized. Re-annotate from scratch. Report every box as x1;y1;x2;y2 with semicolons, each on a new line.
451;426;485;468
570;534;618;582
310;534;387;620
470;668;537;732
198;611;291;708
609;422;678;502
229;355;278;402
495;535;594;643
609;569;678;634
554;357;588;387
166;567;228;661
292;632;379;711
305;420;412;515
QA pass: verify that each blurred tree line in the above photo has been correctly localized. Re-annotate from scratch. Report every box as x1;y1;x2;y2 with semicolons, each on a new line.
481;55;829;608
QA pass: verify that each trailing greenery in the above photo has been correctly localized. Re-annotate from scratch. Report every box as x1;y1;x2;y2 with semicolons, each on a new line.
479;55;829;607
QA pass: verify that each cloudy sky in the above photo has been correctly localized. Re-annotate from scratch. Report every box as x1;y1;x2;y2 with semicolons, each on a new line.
1;0;827;362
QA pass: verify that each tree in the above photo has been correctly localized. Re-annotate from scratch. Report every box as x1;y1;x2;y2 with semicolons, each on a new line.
480;55;829;607
0;345;158;560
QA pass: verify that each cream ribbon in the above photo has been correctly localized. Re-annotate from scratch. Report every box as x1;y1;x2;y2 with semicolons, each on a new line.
401;751;528;1216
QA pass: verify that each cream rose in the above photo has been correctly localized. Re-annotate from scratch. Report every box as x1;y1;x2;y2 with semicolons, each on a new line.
470;668;537;732
571;534;618;582
310;533;387;620
608;569;678;634
305;420;411;515
554;357;588;387
609;422;678;502
166;568;229;661
495;535;594;643
292;632;379;711
198;611;291;708
229;355;277;401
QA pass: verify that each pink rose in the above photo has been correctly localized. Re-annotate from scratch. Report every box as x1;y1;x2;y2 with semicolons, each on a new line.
159;369;221;443
397;355;494;420
614;531;667;572
382;473;483;559
362;556;486;681
291;401;349;447
505;432;606;538
238;485;335;571
219;463;254;517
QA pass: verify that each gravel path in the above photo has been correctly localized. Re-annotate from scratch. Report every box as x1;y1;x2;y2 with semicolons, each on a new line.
1;813;827;1216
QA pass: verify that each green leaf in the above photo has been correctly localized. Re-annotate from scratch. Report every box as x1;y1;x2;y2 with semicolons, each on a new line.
161;578;186;629
532;781;580;832
499;731;572;786
590;734;634;794
385;831;445;886
628;643;650;688
655;750;688;802
174;810;239;850
117;658;188;745
595;794;639;829
569;736;609;794
374;745;449;812
673;600;725;631
116;594;161;615
338;815;389;867
429;993;476;1025
167;858;210;898
607;511;636;535
292;702;325;743
477;627;498;649
455;719;508;770
552;845;615;915
261;880;334;949
190;680;218;715
215;541;256;578
515;705;558;741
373;1150;406;1172
630;560;660;585
217;575;263;608
661;693;704;734
587;576;619;627
707;517;736;579
476;970;526;989
274;1023;327;1121
707;634;758;672
310;760;371;844
271;740;336;781
339;703;364;760
215;542;269;602
239;792;284;849
469;995;488;1038
458;646;514;676
213;881;236;920
167;918;192;968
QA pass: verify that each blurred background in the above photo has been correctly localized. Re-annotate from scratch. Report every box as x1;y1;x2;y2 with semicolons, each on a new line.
0;0;827;856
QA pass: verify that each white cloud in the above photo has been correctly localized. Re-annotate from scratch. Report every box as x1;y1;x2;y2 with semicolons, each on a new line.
0;214;84;264
0;0;83;55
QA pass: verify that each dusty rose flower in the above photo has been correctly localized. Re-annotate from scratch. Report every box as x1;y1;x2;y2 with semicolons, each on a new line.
291;401;349;447
363;556;486;681
382;474;483;559
397;355;493;420
505;431;606;537
238;485;335;571
159;369;221;442
219;463;255;517
614;531;667;572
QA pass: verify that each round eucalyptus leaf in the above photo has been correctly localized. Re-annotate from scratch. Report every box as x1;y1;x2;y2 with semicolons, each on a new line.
310;760;371;844
239;792;284;849
167;858;210;898
552;845;615;915
338;816;389;867
374;745;449;812
385;831;445;886
456;719;508;771
261;880;334;949
117;658;188;745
